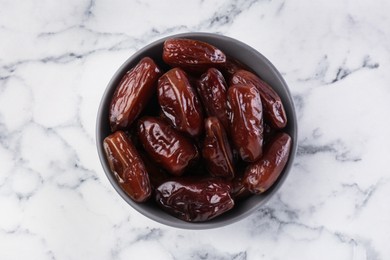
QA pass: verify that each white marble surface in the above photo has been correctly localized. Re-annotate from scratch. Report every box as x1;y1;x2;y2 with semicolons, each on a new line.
1;0;390;259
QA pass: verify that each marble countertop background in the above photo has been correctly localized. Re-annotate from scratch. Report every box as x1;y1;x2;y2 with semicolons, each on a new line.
1;0;390;259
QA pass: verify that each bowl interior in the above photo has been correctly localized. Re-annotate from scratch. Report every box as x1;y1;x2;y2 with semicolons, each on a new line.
96;32;297;229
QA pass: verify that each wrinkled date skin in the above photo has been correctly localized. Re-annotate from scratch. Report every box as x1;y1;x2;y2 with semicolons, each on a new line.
137;117;199;176
202;117;235;179
244;133;292;194
103;131;151;202
158;68;203;137
196;68;230;130
227;84;264;162
109;57;161;131
155;178;234;222
230;70;287;129
163;38;226;74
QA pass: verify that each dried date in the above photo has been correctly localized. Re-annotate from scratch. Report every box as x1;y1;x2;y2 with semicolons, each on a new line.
227;84;264;162
103;131;151;202
155;178;234;222
244;133;292;194
230;70;287;129
163;38;226;73
158;68;203;137
202;117;235;179
109;57;161;131
196;68;229;130
137;117;199;176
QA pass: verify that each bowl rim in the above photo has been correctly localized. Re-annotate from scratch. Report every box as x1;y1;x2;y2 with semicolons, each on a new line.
96;32;298;229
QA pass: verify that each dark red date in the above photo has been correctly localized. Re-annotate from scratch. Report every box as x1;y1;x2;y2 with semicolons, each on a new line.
158;68;204;137
103;131;151;202
137;117;199;176
196;68;229;130
202;117;235;179
155;178;234;222
109;57;161;131
163;38;226;73
230;70;287;129
227;84;264;162
244;133;292;194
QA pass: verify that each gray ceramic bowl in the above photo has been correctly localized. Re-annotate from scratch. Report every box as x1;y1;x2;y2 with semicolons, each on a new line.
96;32;297;229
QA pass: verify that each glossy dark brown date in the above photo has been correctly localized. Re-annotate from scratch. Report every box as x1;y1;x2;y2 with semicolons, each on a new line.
137;117;199;176
103;131;151;202
109;57;161;131
155;178;234;222
202;117;235;179
163;38;226;73
244;133;292;194
158;68;204;137
230;70;287;129
227;84;264;162
196;68;229;130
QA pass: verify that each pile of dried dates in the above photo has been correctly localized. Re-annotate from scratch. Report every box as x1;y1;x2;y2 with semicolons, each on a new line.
103;38;292;222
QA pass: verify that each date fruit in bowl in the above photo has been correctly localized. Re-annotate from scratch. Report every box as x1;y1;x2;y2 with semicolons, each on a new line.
96;33;297;229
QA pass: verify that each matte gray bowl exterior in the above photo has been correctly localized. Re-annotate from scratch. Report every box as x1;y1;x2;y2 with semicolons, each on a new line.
96;32;298;229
